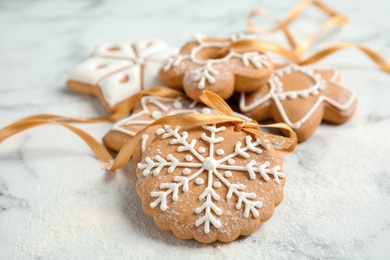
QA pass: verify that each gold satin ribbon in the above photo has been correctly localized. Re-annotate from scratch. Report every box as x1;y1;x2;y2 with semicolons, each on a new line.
240;0;390;73
1;87;185;128
0;91;297;171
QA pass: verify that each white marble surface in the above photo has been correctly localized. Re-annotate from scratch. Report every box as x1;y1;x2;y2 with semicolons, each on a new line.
1;0;390;259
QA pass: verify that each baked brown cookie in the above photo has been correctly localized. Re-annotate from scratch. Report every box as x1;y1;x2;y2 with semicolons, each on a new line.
67;39;177;112
159;34;274;101
136;123;285;243
103;96;216;163
239;64;357;141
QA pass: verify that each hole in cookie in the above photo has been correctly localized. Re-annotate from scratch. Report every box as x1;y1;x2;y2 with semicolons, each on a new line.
107;46;120;51
119;75;129;83
96;64;107;69
145;42;154;48
195;46;228;61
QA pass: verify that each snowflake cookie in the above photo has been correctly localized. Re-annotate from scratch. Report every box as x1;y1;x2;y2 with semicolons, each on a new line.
103;95;217;163
136;123;285;243
159;34;274;102
239;63;357;141
67;39;177;112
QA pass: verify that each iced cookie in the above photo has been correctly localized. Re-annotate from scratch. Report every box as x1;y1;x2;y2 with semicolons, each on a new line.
67;39;177;112
103;96;217;163
136;123;285;243
239;64;357;141
159;34;274;101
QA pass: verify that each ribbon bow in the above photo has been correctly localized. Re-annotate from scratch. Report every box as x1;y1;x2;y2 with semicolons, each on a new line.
0;90;297;171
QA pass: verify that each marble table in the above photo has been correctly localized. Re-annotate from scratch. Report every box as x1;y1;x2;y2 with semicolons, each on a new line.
1;0;389;259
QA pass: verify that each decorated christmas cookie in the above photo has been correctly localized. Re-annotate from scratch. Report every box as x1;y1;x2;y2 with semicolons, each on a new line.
239;64;357;141
103;95;217;163
67;39;177;112
136;123;285;243
159;34;274;101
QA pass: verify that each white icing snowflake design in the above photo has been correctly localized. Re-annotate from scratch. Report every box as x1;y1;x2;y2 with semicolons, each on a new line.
163;34;270;89
137;124;283;233
68;39;177;108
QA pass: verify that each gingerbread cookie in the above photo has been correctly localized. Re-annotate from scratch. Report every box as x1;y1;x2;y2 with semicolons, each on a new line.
159;34;274;101
136;123;285;243
103;95;252;163
67;39;177;112
103;95;216;163
239;64;357;141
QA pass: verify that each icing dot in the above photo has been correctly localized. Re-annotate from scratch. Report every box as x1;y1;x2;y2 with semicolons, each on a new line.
228;159;235;165
155;128;165;135
214;181;222;188
185;155;193;162
198;147;206;153
196;178;204;185
201;108;211;114
216;149;224;155
183;168;191;175
288;93;297;99
225;171;232;177
173;101;182;109
151;111;161;119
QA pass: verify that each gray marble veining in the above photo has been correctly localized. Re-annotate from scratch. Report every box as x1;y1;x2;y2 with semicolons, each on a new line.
0;0;390;259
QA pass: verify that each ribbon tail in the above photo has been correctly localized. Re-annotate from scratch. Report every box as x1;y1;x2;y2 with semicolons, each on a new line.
300;43;390;74
0;119;115;168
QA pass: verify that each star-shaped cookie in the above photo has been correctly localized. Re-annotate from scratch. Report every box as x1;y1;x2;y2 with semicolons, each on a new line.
67;39;177;112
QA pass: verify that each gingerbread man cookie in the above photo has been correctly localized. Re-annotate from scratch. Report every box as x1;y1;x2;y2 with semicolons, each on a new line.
136;123;285;243
67;39;177;112
159;34;274;101
239;64;357;141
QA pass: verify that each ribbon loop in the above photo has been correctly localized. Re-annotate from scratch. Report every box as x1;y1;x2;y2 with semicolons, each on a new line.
244;0;390;74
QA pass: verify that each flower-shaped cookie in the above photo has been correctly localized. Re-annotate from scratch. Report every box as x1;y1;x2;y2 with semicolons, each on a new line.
136;123;285;243
103;95;215;163
239;64;357;141
103;95;252;163
67;39;177;112
159;34;274;101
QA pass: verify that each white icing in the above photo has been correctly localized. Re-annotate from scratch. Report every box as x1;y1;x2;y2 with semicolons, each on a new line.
141;134;149;152
69;40;177;108
198;147;206;153
138;124;282;233
111;95;254;157
239;64;357;129
196;178;204;185
98;65;141;107
216;149;224;155
191;62;218;89
112;96;212;136
68;57;133;85
93;43;136;59
214;181;222;188
162;34;270;89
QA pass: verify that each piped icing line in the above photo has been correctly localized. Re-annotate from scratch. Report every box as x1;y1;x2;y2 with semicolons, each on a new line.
239;64;356;129
138;124;281;233
111;96;205;138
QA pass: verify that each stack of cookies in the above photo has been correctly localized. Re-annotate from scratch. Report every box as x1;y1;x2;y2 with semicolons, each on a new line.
66;34;357;243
